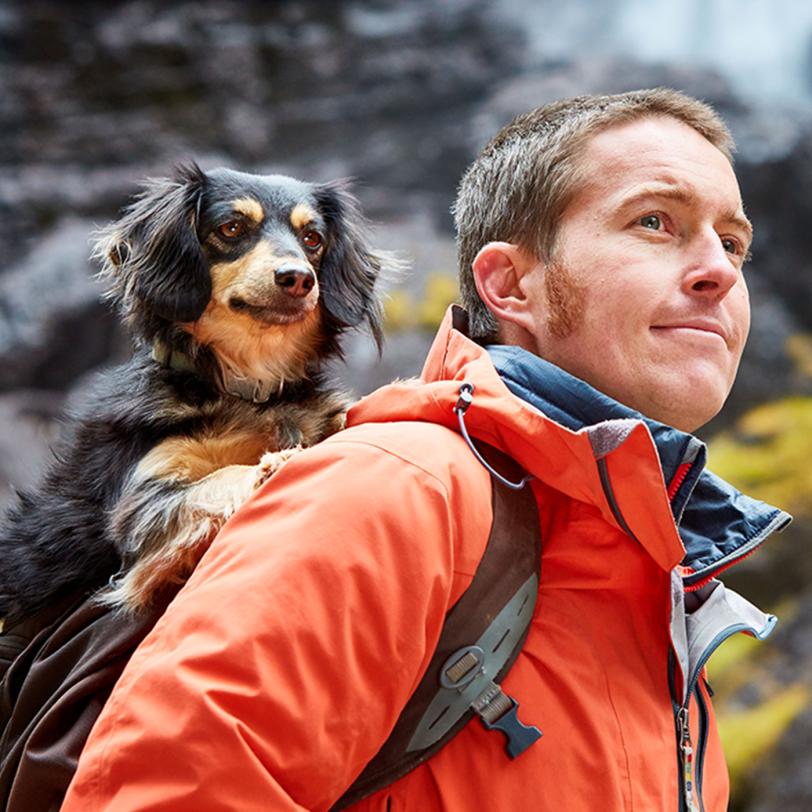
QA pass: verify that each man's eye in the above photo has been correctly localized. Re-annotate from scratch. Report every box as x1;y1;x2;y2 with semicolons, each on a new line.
217;220;247;240
721;236;741;255
639;214;662;230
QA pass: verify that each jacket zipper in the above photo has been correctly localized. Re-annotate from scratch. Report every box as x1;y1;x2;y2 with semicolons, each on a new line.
668;648;685;812
682;510;791;591
667;461;693;501
676;622;754;811
669;456;694;812
670;647;696;812
677;705;699;812
695;683;709;812
677;683;710;812
683;542;762;593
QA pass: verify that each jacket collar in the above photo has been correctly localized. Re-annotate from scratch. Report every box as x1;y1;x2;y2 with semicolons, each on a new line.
351;306;790;583
487;344;705;518
486;342;791;586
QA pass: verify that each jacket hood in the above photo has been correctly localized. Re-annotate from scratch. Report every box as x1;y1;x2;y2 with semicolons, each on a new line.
348;306;791;585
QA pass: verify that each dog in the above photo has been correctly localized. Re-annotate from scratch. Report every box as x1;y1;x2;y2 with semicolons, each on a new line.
0;163;393;623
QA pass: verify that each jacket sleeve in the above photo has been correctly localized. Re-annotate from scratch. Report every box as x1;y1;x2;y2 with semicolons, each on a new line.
61;436;488;812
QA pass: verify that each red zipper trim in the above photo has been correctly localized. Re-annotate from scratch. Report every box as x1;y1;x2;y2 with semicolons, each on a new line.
667;461;693;502
682;542;763;592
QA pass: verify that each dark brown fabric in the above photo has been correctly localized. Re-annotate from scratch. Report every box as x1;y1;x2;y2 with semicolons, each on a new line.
0;596;80;684
333;445;540;809
0;591;171;812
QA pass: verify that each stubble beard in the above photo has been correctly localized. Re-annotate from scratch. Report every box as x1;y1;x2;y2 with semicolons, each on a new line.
543;260;587;339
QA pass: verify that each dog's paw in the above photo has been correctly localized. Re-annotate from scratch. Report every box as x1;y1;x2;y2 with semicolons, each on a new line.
255;446;303;488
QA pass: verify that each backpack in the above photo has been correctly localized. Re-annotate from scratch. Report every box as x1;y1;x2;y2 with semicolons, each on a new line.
0;445;541;811
0;586;175;811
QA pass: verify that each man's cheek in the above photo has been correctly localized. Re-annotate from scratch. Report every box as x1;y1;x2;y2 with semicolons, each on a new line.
543;262;588;338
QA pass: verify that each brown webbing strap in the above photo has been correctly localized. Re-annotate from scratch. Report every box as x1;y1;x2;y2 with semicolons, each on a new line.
332;445;540;809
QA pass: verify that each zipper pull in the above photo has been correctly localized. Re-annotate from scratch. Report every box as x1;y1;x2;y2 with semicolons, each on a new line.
678;707;700;812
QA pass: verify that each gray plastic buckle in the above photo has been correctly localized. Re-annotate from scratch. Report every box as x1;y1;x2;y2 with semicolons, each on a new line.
440;649;542;759
475;688;542;759
407;573;542;758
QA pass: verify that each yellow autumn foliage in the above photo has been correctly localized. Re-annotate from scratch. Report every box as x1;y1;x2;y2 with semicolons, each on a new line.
718;683;809;796
709;397;812;518
786;333;812;379
384;272;458;333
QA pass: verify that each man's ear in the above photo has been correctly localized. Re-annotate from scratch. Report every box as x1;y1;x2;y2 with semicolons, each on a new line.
472;242;541;339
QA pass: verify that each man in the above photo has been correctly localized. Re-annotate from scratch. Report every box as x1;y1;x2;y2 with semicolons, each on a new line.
62;89;789;811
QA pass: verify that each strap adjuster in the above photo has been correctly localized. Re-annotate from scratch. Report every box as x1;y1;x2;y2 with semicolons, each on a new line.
440;653;542;760
474;686;542;758
409;576;543;760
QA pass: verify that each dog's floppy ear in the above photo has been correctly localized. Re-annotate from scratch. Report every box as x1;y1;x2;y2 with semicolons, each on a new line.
96;162;210;324
313;181;388;348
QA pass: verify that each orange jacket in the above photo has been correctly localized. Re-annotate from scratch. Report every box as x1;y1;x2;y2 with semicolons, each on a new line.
62;308;784;811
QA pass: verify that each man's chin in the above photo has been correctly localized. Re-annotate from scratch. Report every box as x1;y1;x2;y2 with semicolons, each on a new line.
657;389;729;433
654;359;738;431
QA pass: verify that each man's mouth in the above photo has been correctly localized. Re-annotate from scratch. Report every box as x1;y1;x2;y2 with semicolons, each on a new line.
651;319;729;345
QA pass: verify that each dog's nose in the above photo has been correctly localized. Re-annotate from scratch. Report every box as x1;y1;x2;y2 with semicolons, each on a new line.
274;264;316;297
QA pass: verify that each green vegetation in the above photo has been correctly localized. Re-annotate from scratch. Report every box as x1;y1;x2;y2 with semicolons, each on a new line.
717;683;809;797
707;632;763;693
706;396;812;804
384;272;458;333
709;397;812;518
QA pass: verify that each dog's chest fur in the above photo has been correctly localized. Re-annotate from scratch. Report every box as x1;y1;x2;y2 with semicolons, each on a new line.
0;351;347;623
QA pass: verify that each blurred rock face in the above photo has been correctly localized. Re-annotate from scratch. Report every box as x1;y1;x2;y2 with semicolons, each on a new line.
1;2;810;408
1;3;811;809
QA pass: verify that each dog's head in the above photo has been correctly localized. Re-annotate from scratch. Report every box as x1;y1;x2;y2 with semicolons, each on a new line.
96;163;389;388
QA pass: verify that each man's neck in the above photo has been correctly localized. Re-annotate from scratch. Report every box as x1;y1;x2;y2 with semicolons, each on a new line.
486;343;707;520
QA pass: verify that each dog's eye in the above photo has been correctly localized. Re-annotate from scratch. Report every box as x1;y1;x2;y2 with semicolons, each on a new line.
217;220;247;240
302;230;323;250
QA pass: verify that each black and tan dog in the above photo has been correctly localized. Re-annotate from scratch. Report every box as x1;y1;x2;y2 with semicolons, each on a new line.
0;163;393;623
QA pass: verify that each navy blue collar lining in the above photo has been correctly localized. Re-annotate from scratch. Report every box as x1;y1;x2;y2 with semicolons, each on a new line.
487;344;791;579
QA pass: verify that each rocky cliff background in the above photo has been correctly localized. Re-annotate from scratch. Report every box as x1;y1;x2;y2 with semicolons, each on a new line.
1;1;811;808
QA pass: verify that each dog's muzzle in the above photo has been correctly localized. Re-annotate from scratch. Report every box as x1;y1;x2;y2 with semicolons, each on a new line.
275;264;316;298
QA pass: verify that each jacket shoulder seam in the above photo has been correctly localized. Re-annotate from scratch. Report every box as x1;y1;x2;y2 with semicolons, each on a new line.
323;436;461;500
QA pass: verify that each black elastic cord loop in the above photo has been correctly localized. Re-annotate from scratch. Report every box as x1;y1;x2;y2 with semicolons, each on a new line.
453;383;533;491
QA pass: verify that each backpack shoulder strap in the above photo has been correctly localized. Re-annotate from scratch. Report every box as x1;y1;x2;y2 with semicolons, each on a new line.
333;444;541;809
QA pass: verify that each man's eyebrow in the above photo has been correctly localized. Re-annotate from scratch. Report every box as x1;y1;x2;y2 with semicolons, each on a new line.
616;182;753;243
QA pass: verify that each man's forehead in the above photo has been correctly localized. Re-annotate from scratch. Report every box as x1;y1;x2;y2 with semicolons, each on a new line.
572;117;747;222
583;114;729;158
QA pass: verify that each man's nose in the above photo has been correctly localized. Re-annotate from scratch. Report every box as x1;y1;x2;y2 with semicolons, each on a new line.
682;230;740;299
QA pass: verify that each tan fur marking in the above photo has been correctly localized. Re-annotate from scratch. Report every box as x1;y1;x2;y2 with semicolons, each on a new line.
232;197;264;223
188;240;323;389
106;391;350;611
206;241;294;302
290;203;316;231
135;433;273;483
205;241;322;311
193;305;323;387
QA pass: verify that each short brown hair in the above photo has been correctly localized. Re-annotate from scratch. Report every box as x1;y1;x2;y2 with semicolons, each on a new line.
453;88;735;340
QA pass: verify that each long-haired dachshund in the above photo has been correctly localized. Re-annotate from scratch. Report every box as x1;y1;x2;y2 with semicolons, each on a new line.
0;163;392;623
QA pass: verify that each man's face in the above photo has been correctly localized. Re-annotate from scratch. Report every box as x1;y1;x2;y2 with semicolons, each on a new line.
520;116;752;432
